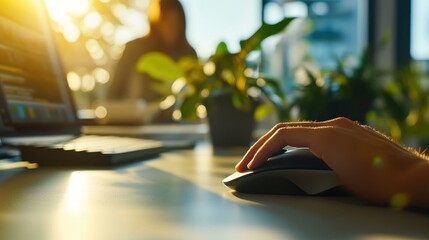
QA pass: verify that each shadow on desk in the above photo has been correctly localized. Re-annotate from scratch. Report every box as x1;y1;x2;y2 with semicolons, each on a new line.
226;191;429;239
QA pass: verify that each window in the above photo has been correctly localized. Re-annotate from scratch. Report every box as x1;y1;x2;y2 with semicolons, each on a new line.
261;0;368;93
180;0;261;59
410;0;429;60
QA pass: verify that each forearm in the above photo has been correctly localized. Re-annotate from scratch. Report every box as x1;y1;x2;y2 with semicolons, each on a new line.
383;158;429;209
406;160;429;208
357;155;429;209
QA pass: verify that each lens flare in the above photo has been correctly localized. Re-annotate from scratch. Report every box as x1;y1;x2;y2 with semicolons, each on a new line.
372;156;383;167
390;193;409;209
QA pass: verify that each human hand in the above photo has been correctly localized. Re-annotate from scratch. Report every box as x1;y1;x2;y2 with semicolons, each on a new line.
235;117;429;208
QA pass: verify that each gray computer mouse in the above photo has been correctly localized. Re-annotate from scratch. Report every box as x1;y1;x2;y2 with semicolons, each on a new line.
223;148;346;196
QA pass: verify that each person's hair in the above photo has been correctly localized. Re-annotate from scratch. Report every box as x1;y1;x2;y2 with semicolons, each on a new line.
147;0;188;47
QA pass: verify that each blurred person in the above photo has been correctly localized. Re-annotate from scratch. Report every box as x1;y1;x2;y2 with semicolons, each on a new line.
108;0;196;123
235;117;429;208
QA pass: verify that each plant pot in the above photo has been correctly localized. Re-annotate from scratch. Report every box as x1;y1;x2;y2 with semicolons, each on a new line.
206;94;257;148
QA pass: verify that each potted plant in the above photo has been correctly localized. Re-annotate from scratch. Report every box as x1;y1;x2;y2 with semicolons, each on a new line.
289;46;429;147
136;17;295;147
290;48;384;123
367;62;429;144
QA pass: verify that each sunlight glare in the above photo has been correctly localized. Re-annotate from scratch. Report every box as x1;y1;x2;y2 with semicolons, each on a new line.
62;172;88;213
63;22;80;42
44;0;68;23
111;3;128;20
66;0;90;16
45;0;90;20
83;11;103;30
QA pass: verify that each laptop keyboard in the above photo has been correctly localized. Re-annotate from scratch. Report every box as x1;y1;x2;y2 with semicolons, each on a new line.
11;135;165;166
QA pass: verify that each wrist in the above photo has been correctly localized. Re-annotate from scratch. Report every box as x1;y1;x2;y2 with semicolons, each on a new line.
398;159;429;208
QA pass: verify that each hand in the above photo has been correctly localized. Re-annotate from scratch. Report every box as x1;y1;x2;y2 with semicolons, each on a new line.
235;117;429;208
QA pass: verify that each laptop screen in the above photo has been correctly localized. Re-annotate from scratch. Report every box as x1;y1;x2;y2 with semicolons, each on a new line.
0;0;79;136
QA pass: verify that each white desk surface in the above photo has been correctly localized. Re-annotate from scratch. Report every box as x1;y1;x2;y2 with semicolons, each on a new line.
0;142;428;240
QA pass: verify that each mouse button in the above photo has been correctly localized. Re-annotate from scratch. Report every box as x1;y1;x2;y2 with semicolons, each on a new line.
230;171;307;195
263;151;330;171
222;171;253;185
282;169;340;195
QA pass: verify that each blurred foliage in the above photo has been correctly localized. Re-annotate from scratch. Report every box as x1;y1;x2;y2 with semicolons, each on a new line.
368;62;429;141
290;48;429;143
290;48;383;123
137;14;429;144
136;18;296;121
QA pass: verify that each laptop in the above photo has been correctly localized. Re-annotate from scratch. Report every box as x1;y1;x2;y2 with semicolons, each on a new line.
0;0;167;166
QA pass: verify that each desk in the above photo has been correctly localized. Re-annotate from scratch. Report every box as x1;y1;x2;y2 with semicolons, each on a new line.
0;142;428;240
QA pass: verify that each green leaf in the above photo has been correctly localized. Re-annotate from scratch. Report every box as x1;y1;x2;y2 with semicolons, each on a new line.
178;55;200;71
254;104;274;121
179;95;199;120
150;81;172;96
136;52;183;82
239;17;295;57
215;42;230;55
232;91;251;111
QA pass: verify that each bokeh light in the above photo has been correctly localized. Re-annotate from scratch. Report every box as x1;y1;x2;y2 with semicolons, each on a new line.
372;156;383;167
171;78;187;94
159;95;176;110
44;0;151;111
81;74;96;92
93;68;110;84
203;62;216;76
67;72;81;91
200;89;210;98
196;105;207;119
390;193;409;209
173;110;182;121
256;78;266;87
83;11;103;30
95;106;108;119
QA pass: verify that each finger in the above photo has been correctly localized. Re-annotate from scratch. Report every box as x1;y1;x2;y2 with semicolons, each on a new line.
235;120;332;172
246;126;334;170
236;118;353;171
235;117;381;172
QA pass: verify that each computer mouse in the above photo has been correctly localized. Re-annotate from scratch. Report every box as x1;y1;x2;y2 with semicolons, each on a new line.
223;148;346;196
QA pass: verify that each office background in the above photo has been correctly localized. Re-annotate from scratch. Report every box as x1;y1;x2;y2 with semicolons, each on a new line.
44;0;429;142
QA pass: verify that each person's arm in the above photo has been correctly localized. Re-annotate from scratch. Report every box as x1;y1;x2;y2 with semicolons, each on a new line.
235;117;429;208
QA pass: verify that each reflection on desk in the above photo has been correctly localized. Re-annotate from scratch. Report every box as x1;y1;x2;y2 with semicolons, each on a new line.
0;141;428;240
